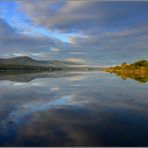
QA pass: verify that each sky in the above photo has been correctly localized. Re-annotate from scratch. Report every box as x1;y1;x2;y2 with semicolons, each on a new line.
0;1;148;66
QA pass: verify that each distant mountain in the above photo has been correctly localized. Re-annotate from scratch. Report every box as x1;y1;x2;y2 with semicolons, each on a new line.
0;56;82;67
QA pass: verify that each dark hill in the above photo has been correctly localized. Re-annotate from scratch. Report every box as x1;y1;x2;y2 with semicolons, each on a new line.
0;56;82;67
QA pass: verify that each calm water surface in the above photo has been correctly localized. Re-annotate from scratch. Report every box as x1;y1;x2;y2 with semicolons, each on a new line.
0;71;148;146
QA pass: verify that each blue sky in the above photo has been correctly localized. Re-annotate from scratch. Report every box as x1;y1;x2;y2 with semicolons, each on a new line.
0;1;148;66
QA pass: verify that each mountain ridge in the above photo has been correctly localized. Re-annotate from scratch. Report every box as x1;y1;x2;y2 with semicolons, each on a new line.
0;56;82;67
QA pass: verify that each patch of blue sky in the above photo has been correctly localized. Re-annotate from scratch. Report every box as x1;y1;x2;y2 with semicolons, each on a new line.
0;1;82;43
0;1;88;46
16;23;85;43
20;25;80;43
0;2;30;31
0;2;16;18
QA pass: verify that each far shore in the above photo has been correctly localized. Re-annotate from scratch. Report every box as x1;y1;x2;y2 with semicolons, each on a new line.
105;60;148;83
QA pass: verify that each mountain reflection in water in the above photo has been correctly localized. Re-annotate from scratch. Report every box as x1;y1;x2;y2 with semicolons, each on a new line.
0;71;148;146
0;71;85;82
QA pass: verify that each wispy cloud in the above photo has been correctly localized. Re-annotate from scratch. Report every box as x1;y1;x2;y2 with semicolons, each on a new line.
65;58;86;64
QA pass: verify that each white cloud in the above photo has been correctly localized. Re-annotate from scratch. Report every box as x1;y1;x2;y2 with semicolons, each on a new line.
51;87;60;91
65;58;86;64
51;48;60;52
13;53;27;57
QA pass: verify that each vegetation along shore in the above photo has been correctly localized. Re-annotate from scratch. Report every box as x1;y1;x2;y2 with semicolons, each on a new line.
106;60;148;83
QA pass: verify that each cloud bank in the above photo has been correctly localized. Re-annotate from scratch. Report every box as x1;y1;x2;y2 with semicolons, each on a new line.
0;1;147;65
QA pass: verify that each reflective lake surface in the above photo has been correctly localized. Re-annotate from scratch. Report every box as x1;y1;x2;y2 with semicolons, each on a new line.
0;71;148;146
